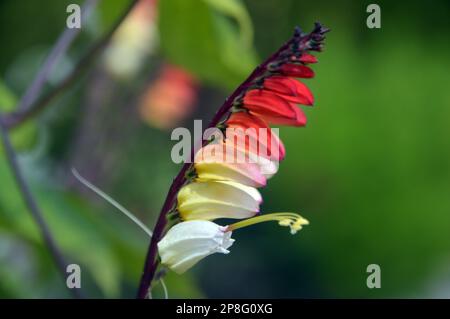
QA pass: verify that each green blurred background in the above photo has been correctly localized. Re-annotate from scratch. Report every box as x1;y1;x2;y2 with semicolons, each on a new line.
1;0;449;298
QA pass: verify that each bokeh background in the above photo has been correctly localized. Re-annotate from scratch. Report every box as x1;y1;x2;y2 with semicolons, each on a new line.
1;0;450;298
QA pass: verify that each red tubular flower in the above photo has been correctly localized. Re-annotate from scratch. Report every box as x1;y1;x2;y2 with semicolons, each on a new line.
292;53;318;64
263;76;314;106
243;89;304;126
252;105;307;127
280;64;315;78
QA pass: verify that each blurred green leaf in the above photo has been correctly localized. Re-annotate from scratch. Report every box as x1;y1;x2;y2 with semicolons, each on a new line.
158;0;258;88
157;271;204;298
203;0;253;47
98;0;131;32
0;79;38;151
0;161;121;297
0;80;16;110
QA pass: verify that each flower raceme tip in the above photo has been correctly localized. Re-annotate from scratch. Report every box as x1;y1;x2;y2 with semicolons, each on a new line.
155;24;329;277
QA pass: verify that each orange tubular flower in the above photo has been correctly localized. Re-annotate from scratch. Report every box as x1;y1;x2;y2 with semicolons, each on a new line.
227;112;286;161
137;23;329;298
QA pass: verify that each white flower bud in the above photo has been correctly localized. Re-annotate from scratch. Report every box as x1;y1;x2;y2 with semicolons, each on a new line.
157;220;234;274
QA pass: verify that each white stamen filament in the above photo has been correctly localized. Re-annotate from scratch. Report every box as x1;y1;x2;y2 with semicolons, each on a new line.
71;168;152;237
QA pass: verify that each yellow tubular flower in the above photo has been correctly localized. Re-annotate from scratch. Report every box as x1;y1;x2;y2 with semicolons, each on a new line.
177;180;262;220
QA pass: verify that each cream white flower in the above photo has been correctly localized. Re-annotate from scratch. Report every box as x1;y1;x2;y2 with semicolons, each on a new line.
158;220;235;274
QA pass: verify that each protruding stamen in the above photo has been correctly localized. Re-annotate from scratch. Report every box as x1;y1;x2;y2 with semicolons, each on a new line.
227;212;309;235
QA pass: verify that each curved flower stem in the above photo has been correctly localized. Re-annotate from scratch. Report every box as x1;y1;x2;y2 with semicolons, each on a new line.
136;24;330;298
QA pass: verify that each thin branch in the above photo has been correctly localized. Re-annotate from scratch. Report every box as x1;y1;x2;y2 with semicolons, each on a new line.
0;116;82;299
16;0;99;113
3;0;141;129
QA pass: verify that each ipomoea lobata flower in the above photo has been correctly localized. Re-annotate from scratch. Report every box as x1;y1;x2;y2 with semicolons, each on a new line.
157;220;234;274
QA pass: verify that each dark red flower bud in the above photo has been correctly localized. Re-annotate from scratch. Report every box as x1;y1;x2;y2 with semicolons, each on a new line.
291;53;318;64
280;64;315;78
299;53;318;63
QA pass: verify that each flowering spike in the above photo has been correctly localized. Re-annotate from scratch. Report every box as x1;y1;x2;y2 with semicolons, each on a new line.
139;24;329;291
